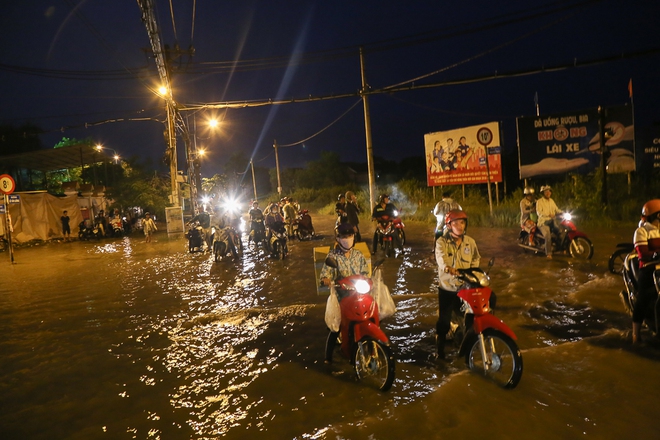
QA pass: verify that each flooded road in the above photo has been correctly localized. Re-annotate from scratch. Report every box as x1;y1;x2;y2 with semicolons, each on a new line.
1;215;659;439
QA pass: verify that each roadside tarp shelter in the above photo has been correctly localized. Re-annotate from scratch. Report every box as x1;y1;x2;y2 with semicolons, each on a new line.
1;193;83;243
0;144;113;242
0;143;113;174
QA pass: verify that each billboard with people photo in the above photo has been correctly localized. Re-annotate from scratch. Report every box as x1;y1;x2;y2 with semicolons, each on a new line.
423;121;502;186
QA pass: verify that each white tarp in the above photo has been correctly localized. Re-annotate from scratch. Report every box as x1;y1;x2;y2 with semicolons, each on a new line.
2;193;84;243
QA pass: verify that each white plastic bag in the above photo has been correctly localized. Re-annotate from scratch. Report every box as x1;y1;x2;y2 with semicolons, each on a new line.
372;269;396;319
324;286;341;332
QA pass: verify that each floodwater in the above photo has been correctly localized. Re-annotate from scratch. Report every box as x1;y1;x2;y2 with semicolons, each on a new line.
1;214;659;439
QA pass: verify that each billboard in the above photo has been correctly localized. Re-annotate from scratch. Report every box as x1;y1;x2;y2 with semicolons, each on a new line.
423;121;502;186
516;105;634;179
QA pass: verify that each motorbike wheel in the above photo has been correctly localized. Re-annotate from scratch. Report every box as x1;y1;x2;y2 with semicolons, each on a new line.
278;242;287;260
569;237;594;260
214;242;226;262
234;234;243;257
466;329;523;389
384;240;393;258
353;337;396;392
608;248;629;275
398;229;406;246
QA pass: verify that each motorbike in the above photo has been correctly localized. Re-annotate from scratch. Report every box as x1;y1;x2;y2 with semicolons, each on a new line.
609;243;635;275
213;225;242;262
185;221;205;253
517;212;594;259
618;252;660;336
109;217;124;237
374;215;402;258
294;209;315;240
248;219;267;248
268;221;288;260
78;220;102;240
392;209;406;246
324;256;396;391
446;258;523;388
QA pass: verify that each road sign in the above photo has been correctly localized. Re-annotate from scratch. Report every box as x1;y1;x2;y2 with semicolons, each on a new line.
0;204;5;213
0;174;15;195
8;195;20;204
476;127;494;146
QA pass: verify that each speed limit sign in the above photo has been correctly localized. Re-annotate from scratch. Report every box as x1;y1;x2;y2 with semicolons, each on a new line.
0;174;16;195
476;127;493;147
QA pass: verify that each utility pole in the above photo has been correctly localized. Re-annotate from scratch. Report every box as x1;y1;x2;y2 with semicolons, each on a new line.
359;47;377;212
273;140;282;196
599;106;609;206
250;159;258;201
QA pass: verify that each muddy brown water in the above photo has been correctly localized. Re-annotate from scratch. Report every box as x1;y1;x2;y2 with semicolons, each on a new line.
1;215;658;439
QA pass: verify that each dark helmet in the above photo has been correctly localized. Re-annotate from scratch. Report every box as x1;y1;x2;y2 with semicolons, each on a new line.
335;222;355;238
523;187;535;195
445;209;468;228
337;193;345;201
378;194;390;204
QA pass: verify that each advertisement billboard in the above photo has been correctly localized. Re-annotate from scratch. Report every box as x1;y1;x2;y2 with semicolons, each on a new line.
516;105;634;179
423;122;502;186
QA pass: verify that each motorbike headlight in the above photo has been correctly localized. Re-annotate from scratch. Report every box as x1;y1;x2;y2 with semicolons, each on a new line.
563;212;572;221
393;210;399;217
354;279;371;294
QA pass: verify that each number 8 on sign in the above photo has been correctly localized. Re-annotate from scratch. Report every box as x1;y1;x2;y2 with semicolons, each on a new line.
0;174;16;195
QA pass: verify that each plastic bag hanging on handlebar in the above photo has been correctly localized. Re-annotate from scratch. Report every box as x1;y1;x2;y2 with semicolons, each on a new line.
372;269;396;319
324;286;341;332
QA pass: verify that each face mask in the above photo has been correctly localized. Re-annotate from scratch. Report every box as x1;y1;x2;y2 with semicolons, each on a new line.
338;237;354;250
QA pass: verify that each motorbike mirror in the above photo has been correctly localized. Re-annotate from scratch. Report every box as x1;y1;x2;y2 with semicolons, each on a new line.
486;257;495;275
324;254;338;269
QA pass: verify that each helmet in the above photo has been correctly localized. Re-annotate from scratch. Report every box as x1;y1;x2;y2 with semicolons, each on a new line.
337;193;345;201
378;194;390;204
524;187;535;195
641;199;660;221
540;185;552;193
445;209;468;227
335;222;355;238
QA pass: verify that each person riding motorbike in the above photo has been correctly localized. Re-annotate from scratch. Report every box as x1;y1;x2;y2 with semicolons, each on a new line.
432;191;462;240
631;199;660;344
371;194;398;254
335;193;348;226
248;201;265;240
435;209;494;359
536;185;562;259
282;198;297;238
520;187;537;245
319;222;369;363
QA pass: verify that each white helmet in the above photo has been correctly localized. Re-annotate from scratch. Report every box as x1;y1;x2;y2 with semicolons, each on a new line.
540;185;552;193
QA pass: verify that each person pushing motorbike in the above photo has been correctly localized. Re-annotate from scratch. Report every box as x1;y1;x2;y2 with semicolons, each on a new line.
435;210;494;359
631;199;660;344
319;223;369;363
520;187;537;246
536;185;562;259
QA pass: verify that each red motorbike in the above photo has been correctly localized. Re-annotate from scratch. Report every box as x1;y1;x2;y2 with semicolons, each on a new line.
517;212;594;259
375;215;403;258
324;257;396;391
392;209;406;246
448;258;523;388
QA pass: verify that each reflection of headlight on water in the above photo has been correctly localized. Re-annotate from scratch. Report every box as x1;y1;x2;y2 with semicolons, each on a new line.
354;279;370;294
239;218;246;233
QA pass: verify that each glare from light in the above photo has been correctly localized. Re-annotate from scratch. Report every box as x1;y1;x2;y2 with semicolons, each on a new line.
208;119;219;128
198;148;206;156
158;86;168;95
564;213;572;221
201;196;211;205
355;279;370;294
95;144;102;151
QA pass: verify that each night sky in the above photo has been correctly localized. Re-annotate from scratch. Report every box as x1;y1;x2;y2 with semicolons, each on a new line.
1;0;658;179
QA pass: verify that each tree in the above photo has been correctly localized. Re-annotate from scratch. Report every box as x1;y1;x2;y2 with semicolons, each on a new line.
105;158;169;218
